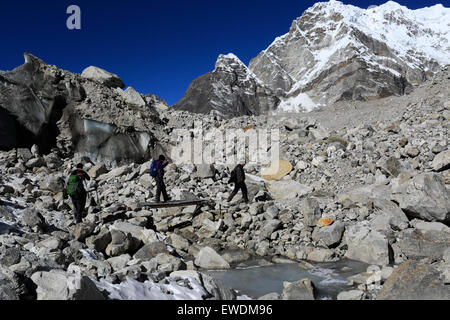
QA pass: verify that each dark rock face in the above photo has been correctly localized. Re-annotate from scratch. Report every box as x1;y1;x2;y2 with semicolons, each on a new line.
0;54;79;153
174;54;279;118
0;53;167;165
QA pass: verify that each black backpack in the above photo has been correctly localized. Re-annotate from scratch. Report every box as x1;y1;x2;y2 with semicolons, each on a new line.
229;168;237;184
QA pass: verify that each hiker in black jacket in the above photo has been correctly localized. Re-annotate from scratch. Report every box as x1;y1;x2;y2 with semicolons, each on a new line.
67;163;91;224
227;159;249;203
154;155;171;203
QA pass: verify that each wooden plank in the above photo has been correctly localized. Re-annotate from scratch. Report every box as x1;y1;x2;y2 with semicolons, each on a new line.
139;199;210;209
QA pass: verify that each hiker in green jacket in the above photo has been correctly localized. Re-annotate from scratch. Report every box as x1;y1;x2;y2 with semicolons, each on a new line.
67;163;91;224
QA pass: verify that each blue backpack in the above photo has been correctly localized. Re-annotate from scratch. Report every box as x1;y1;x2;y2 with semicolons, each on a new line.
150;161;158;177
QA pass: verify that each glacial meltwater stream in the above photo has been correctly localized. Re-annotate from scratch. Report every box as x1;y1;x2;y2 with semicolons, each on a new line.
206;259;370;300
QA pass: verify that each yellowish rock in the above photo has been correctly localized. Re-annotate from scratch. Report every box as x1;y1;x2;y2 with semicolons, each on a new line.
261;159;293;181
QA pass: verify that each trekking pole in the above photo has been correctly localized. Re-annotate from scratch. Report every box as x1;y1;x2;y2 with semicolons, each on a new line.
87;188;99;206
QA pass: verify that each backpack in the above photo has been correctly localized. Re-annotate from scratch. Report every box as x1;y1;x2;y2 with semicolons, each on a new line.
149;160;158;177
229;168;237;184
67;174;82;197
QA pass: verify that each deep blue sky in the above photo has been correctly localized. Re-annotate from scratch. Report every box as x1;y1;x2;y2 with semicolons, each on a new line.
1;0;447;105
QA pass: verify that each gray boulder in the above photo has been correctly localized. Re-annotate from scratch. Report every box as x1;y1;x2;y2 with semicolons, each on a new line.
88;163;108;178
396;228;450;260
344;223;390;265
105;229;140;257
372;199;409;231
337;184;391;207
200;273;236;300
221;249;251;264
72;222;96;242
377;261;450;300
31;270;105;300
266;180;313;200
81;66;125;89
107;254;131;271
167;233;190;252
0;247;21;267
381;157;409;177
118;87;146;107
431;150;450;171
194;247;230;270
391;173;450;222
85;228;112;252
21;208;46;231
40;175;65;193
260;219;282;240
133;242;167;261
312;222;345;247
281;279;315;300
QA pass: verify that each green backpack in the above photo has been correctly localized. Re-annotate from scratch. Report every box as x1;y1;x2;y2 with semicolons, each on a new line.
67;174;82;197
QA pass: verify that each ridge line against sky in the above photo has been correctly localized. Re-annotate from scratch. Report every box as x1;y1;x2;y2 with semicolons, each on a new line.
0;0;447;105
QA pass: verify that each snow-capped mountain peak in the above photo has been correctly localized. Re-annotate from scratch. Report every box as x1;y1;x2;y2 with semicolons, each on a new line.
248;1;450;112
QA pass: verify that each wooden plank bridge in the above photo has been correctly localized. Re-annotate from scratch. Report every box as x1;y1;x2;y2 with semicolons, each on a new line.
139;199;213;209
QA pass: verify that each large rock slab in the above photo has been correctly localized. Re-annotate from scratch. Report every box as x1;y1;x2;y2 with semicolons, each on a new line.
396;228;450;260
194;247;230;270
261;159;293;181
344;223;390;265
371;199;409;231
391;173;450;222
31;271;105;300
337;184;391;207
377;261;450;300
266;180;313;200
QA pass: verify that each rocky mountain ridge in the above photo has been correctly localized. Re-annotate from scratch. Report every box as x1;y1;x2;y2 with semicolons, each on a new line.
174;53;279;118
175;1;450;117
